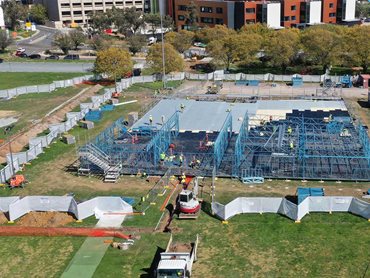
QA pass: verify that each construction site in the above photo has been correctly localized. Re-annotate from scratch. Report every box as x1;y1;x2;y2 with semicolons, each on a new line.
0;74;369;277
79;98;370;182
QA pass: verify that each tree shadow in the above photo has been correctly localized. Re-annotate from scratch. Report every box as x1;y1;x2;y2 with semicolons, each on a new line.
140;246;165;278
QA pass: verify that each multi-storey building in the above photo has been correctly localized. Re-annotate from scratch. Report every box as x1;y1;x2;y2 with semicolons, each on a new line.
171;0;357;30
0;0;5;29
35;0;145;27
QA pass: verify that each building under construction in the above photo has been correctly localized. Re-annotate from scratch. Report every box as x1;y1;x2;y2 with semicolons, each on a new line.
78;99;370;182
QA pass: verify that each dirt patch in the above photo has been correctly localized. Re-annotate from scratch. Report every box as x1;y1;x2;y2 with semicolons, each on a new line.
17;211;76;227
168;243;192;253
0;85;102;162
0;212;8;224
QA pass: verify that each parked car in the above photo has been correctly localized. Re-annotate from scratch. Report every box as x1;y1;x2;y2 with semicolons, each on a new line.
45;55;59;60
17;53;28;58
28;54;41;60
64;54;80;60
16;47;26;53
0;58;3;63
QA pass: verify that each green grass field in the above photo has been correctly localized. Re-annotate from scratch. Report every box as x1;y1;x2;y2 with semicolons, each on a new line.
0;72;87;90
0;86;85;140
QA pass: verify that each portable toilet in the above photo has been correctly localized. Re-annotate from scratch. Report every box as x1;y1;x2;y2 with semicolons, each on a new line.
340;75;352;88
292;75;303;87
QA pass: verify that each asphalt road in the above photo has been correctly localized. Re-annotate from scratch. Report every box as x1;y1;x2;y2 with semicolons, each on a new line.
13;25;60;54
0;62;94;72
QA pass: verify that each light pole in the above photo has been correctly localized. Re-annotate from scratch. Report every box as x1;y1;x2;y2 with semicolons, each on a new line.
159;0;166;89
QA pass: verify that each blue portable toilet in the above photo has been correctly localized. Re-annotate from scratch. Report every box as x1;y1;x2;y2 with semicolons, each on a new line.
340;75;352;88
292;75;303;87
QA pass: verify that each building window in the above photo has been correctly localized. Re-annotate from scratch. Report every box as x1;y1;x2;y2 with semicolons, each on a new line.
215;18;224;24
246;8;255;14
200;17;214;23
291;16;296;20
178;15;185;21
178;5;187;11
284;16;290;21
200;7;212;13
291;5;296;11
329;12;336;17
216;7;223;14
329;3;334;8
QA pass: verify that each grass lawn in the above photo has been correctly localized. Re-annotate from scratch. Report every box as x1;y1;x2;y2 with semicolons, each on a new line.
0;85;86;140
0;72;87;90
0;236;85;278
126;80;183;92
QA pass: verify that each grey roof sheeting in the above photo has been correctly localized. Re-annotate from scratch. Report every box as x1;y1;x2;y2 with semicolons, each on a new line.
132;99;347;133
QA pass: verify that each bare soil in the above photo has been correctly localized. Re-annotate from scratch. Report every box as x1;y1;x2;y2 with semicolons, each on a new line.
0;85;102;162
0;212;8;224
17;211;76;227
0;111;18;118
168;243;192;253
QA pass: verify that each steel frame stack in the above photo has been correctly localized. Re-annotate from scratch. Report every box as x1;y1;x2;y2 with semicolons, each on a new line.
232;112;249;178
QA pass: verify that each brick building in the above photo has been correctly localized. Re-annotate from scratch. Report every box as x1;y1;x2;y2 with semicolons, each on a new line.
171;0;357;30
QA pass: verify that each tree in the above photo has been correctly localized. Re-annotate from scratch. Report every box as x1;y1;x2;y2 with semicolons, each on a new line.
356;2;370;18
301;26;343;72
207;33;261;70
90;34;109;51
69;29;86;50
94;47;133;81
127;35;146;55
87;11;114;35
0;29;12;52
184;1;199;31
196;25;235;44
144;13;173;36
1;0;27;30
264;28;300;73
147;43;184;73
345;25;370;72
113;7;145;36
165;30;194;53
29;4;48;25
53;32;73;54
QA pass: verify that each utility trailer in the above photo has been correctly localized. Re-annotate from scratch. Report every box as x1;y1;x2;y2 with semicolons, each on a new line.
156;234;199;278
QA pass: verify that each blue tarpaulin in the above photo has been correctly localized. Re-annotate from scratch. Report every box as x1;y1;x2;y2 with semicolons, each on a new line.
297;187;324;204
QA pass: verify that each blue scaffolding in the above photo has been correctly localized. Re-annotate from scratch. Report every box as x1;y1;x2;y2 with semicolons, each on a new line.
232;112;249;177
146;111;180;166
214;112;232;171
358;124;370;166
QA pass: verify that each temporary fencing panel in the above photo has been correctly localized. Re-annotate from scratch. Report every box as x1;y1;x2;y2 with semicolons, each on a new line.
76;197;133;220
213;196;370;222
349;198;370;219
8;196;78;221
0;197;20;212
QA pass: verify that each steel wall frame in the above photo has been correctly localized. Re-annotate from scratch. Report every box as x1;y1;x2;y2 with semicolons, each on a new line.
233;112;249;177
214;112;232;171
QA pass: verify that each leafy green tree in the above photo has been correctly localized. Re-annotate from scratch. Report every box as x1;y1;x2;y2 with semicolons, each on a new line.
0;29;13;52
94;47;133;80
69;29;87;50
87;11;114;35
113;7;145;36
144;13;173;36
264;28;300;73
196;25;235;44
30;4;48;25
356;2;370;18
165;30;194;53
147;42;184;73
1;0;27;30
52;32;73;54
207;33;261;70
301;26;343;72
345;25;370;72
127;34;146;55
